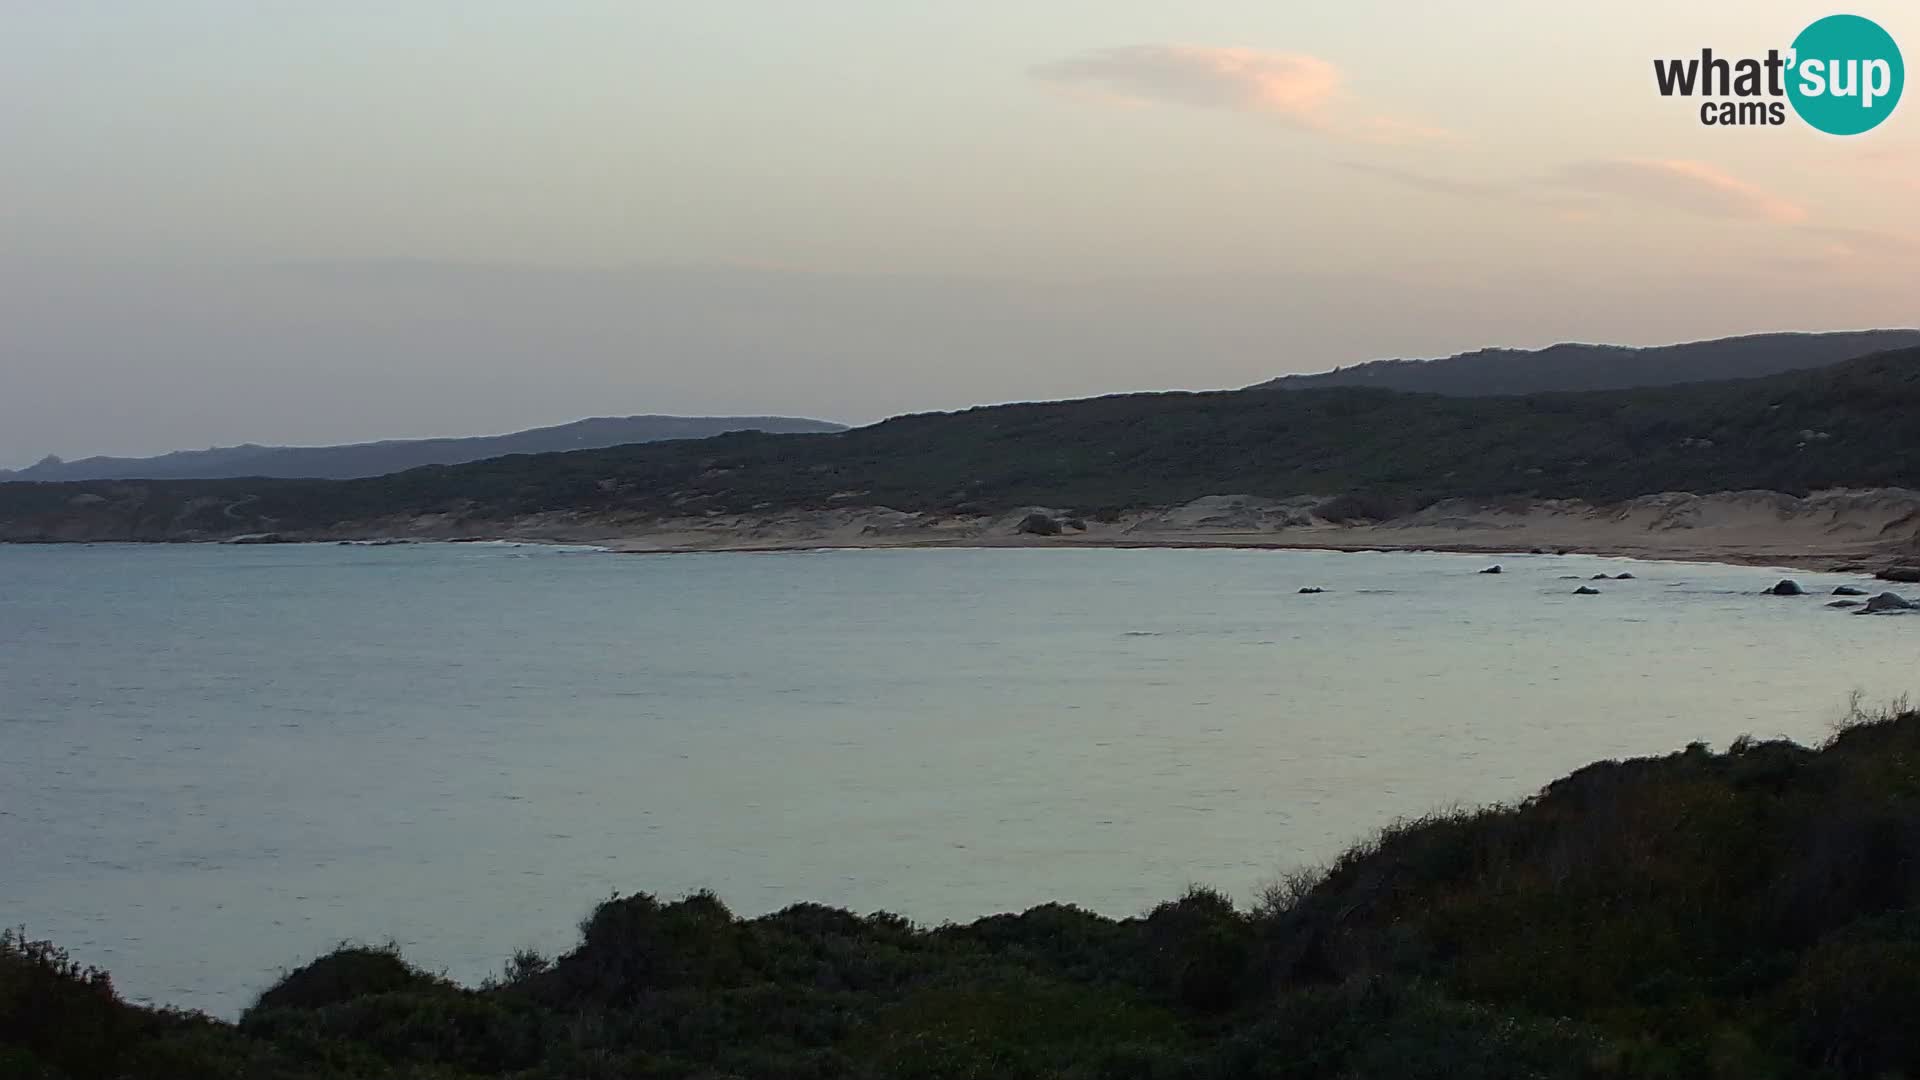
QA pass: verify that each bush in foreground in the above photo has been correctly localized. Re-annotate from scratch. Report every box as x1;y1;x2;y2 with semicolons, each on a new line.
7;708;1920;1077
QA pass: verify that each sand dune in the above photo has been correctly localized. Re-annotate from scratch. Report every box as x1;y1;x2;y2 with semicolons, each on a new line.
529;489;1920;571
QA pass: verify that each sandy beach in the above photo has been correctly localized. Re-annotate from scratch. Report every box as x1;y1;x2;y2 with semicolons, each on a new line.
443;488;1920;573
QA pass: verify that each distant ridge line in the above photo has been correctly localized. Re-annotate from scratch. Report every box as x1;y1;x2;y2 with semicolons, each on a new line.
1;414;849;482
1248;329;1920;397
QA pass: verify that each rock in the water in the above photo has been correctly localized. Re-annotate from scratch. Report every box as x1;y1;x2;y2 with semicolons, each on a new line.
1014;513;1062;537
1877;566;1920;583
1764;579;1804;596
1614;573;1635;580
1298;587;1325;594
1590;573;1612;580
1479;565;1502;574
1833;585;1868;596
1860;592;1917;614
1574;586;1600;595
1828;600;1862;608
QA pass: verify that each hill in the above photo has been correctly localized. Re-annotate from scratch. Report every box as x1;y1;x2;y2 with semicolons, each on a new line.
4;346;1920;542
0;415;847;482
8;705;1920;1078
1249;329;1920;396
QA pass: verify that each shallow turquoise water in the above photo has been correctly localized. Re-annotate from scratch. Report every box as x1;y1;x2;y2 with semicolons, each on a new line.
1;542;1915;1015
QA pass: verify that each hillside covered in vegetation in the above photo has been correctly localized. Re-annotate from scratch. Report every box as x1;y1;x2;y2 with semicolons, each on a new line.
3;347;1920;541
1248;330;1920;396
7;707;1920;1078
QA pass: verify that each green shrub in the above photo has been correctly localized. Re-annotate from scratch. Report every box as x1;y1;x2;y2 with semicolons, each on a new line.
0;930;147;1078
1785;917;1920;1076
247;943;441;1014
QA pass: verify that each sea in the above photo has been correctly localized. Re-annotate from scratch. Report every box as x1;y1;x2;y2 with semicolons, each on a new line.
2;541;1915;1016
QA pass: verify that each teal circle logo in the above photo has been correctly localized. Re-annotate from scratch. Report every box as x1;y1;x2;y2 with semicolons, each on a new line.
1787;14;1904;135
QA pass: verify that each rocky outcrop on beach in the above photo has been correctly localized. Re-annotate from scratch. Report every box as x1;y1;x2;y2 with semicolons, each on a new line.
1015;513;1063;536
1860;591;1917;614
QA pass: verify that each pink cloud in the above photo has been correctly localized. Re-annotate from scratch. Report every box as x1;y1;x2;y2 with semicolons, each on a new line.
1032;45;1445;142
1343;158;1823;231
1550;159;1807;224
1799;225;1920;260
1338;162;1516;200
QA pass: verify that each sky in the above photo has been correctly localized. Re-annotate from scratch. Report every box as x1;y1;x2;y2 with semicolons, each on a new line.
3;1;1917;466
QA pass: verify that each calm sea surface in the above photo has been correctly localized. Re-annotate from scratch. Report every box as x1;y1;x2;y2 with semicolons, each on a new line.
3;542;1916;1015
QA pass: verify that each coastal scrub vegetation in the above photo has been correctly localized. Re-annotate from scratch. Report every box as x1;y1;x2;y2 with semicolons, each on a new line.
9;706;1920;1077
3;346;1920;540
